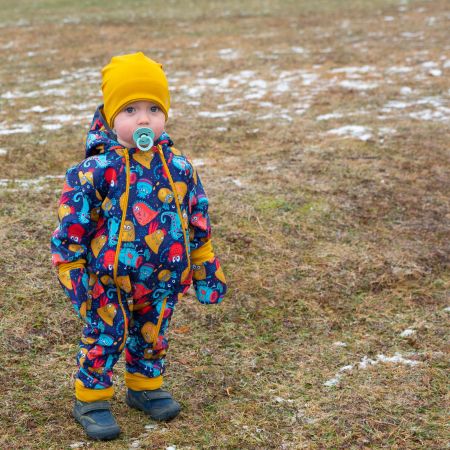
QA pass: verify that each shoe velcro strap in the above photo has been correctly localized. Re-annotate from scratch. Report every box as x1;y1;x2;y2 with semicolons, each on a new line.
78;401;111;415
143;390;173;401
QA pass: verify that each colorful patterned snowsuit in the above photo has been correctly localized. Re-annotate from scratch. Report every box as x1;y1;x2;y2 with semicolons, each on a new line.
51;107;227;399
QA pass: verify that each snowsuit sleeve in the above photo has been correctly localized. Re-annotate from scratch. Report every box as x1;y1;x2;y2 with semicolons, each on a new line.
51;164;104;317
187;163;227;304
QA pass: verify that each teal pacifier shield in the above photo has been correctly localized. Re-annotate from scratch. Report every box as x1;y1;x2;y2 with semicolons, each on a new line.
133;127;155;151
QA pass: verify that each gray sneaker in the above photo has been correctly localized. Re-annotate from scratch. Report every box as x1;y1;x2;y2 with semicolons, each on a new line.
73;400;121;440
126;388;181;421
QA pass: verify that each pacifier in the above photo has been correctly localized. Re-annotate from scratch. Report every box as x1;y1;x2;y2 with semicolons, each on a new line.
133;127;155;151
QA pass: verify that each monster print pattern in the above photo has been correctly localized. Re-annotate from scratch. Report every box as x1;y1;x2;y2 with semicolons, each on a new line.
51;107;227;390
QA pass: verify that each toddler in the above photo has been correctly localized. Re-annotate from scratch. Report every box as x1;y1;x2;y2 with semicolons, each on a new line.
51;52;227;440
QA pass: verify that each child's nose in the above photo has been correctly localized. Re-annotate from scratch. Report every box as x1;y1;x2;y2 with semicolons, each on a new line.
137;112;150;125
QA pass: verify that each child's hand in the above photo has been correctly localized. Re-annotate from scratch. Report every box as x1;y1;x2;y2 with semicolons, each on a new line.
192;257;227;304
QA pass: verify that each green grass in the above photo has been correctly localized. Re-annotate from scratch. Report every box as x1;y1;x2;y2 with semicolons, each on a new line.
1;0;449;448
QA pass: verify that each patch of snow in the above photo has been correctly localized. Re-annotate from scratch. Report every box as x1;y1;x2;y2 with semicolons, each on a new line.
39;78;65;87
23;105;49;113
192;158;205;166
166;446;177;450
39;88;69;96
324;352;421;387
377;354;420;366
382;101;410;110
244;91;266;100
401;31;423;39
69;443;85;449
400;329;416;337
72;103;94;111
428;69;442;77
338;80;378;90
0;148;7;156
0;174;65;191
378;127;396;135
292;46;306;54
301;72;318;85
42;114;76;122
400;86;413;95
333;341;348;347
249;79;268;89
198;111;233;119
327;125;372;141
330;66;375;74
145;424;158;430
218;48;239;60
324;376;341;387
0;123;33;135
274;80;290;93
386;66;413;74
232;179;243;187
421;61;438;69
63;17;80;24
257;112;292;122
215;127;227;132
2;90;36;99
130;441;141;448
384;16;395;21
274;396;294;404
42;123;63;130
409;109;450;122
316;112;345;121
443;306;450;312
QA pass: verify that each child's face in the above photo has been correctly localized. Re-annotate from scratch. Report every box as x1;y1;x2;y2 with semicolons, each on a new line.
113;100;166;149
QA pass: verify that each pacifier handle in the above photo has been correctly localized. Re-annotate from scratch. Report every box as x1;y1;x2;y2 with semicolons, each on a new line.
133;127;155;151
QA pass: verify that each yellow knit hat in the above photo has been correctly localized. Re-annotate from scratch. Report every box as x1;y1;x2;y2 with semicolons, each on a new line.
101;52;170;127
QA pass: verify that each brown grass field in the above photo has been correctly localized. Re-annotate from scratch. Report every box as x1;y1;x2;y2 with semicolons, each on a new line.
0;0;449;448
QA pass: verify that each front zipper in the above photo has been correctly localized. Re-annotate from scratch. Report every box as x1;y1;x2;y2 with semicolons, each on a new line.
113;148;131;351
111;146;187;351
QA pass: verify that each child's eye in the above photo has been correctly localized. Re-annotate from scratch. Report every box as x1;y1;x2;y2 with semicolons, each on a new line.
150;105;159;113
125;106;135;114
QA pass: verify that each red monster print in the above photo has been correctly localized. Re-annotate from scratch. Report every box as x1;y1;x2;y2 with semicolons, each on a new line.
105;168;117;187
133;202;158;226
103;249;116;270
68;223;86;243
168;242;184;263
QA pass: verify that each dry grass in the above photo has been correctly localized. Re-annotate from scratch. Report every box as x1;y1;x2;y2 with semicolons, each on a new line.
0;0;449;448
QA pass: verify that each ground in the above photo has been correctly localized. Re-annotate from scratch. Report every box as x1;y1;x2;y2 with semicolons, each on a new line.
0;0;448;449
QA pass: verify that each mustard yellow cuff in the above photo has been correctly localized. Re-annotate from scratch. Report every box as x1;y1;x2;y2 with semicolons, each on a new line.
75;379;114;402
125;372;163;391
58;259;86;275
191;240;214;265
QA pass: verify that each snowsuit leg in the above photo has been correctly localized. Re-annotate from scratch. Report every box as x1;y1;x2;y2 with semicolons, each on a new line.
75;277;130;401
124;291;178;391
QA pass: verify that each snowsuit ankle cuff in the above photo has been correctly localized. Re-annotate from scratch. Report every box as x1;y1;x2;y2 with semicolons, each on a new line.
75;379;115;402
125;373;163;391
